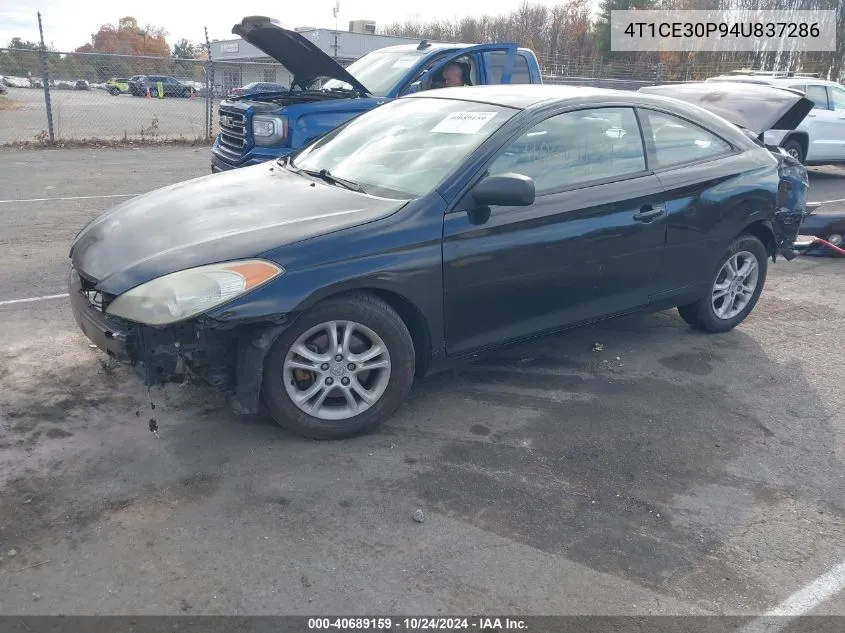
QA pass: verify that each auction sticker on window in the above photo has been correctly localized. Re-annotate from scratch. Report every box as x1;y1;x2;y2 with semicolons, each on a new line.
431;111;499;134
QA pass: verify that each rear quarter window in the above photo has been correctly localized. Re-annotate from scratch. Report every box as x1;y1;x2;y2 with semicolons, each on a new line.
483;51;532;84
640;109;734;169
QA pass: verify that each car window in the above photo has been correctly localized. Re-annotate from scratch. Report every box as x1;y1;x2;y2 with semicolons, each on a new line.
487;107;646;194
640;109;733;169
323;49;428;97
829;86;845;111
805;84;829;109
401;52;479;93
293;97;518;199
483;51;531;84
511;54;531;84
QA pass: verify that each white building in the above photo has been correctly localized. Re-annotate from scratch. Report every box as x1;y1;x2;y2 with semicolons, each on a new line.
209;23;429;93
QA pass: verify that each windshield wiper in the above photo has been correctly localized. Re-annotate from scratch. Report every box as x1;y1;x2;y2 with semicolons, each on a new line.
295;167;367;194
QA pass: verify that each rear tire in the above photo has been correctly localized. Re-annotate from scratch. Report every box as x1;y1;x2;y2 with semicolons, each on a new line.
261;292;416;440
782;138;805;164
677;234;768;333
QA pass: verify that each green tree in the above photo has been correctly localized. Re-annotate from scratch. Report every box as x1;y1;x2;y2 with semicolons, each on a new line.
8;37;40;50
593;0;656;57
172;38;196;59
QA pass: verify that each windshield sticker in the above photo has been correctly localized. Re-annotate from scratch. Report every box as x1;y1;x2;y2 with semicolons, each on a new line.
431;111;499;134
391;57;419;69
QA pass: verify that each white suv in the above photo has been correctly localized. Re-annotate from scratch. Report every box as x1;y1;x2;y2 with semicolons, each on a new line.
706;73;845;165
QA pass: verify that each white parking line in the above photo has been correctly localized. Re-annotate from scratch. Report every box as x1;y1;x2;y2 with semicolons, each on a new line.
0;193;140;204
0;293;69;307
738;559;845;633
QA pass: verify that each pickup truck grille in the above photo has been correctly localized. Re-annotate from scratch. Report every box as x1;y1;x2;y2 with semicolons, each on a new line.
218;106;246;154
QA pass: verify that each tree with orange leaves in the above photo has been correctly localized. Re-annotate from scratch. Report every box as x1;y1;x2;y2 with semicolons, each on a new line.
75;16;170;57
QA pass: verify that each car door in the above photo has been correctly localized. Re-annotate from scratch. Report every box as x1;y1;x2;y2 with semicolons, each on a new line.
799;84;843;161
442;106;668;357
635;106;757;298
401;43;519;94
814;84;845;160
164;77;180;96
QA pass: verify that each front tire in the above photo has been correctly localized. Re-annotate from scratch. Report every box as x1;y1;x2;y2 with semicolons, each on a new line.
261;292;415;440
677;234;768;333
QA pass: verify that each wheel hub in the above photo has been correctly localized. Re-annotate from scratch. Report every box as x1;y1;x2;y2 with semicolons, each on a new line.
282;319;392;421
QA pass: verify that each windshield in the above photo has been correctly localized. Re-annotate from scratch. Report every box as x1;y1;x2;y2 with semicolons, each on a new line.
291;97;517;199
323;50;427;96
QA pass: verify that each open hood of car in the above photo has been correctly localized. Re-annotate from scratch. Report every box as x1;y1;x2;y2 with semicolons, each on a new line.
232;16;371;95
638;82;814;136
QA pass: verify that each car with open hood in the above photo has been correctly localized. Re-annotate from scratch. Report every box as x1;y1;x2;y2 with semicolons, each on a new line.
211;16;543;173
69;83;809;440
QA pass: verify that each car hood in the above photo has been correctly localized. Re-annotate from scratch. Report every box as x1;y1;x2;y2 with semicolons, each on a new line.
638;82;814;136
232;16;371;95
69;164;404;295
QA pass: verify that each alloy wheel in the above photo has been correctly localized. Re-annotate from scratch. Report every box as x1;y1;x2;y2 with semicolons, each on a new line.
711;250;760;320
283;320;392;421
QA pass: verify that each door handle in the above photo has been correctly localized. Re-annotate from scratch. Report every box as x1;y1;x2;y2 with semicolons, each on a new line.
633;205;665;222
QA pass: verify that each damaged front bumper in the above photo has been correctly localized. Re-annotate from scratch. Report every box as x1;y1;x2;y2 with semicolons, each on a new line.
68;267;290;415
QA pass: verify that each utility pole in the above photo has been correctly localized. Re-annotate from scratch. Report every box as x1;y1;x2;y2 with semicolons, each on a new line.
332;1;340;59
37;11;55;144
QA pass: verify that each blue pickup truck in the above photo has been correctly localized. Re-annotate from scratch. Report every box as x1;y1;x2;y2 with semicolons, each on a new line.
211;16;543;172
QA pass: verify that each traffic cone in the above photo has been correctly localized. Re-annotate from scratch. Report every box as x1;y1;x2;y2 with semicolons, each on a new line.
146;86;151;98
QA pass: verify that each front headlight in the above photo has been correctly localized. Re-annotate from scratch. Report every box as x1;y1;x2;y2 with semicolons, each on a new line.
106;259;284;325
252;115;288;146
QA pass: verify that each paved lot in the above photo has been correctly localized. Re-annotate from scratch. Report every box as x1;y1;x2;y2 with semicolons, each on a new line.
0;88;219;144
0;148;844;617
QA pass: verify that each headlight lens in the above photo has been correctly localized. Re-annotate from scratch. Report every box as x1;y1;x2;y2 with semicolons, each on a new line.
252;115;288;146
106;259;284;325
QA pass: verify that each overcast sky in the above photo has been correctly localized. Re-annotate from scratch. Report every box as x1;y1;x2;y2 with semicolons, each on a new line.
2;0;598;52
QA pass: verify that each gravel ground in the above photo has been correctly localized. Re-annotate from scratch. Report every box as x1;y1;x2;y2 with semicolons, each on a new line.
0;148;844;618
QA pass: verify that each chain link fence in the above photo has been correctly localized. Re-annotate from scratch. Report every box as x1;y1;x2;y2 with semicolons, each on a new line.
0;47;220;145
0;45;837;147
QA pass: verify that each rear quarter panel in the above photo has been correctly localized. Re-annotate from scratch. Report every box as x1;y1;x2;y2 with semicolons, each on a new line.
651;148;780;298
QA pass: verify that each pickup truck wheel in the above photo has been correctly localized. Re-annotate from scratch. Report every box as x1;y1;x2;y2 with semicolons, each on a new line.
781;139;805;164
677;234;768;333
261;292;415;440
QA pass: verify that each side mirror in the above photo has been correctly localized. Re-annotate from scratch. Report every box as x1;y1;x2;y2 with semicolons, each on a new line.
471;173;535;207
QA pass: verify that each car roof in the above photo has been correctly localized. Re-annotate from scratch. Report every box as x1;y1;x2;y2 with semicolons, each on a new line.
707;74;842;87
375;42;534;55
404;83;662;109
